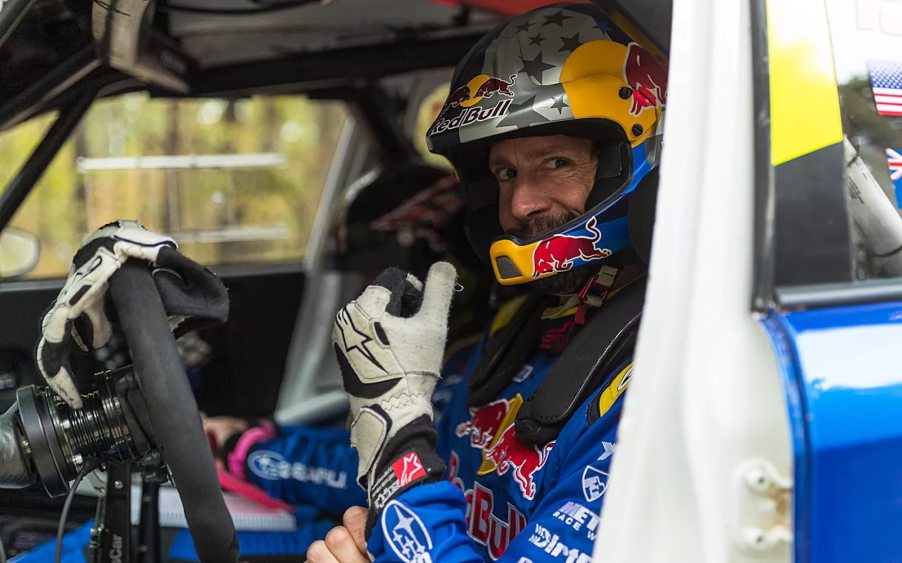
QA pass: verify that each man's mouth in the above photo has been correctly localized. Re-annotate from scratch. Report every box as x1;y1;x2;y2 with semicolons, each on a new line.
507;212;577;240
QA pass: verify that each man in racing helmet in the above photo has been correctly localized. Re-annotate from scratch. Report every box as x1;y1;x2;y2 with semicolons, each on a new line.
309;2;667;562
430;3;663;292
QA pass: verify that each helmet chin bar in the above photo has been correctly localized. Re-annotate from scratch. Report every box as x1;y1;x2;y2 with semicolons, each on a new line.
490;215;628;285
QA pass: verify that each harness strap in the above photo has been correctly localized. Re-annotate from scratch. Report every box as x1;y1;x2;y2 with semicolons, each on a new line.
467;293;549;408
515;279;646;446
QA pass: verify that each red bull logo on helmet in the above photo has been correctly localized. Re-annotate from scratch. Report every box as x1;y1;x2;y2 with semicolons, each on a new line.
431;74;517;134
532;216;611;277
623;42;668;116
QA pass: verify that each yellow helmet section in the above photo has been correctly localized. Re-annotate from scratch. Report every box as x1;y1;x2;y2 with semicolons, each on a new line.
489;215;616;286
561;40;664;147
490;239;545;286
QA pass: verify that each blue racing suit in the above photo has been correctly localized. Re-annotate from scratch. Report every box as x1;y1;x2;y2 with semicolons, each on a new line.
244;295;632;561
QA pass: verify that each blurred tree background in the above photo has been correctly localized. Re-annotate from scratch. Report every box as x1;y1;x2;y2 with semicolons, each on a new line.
0;93;346;278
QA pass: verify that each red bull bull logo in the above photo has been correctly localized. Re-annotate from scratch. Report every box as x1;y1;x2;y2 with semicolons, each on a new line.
431;74;517;134
623;42;667;116
456;395;553;500
483;425;555;501
455;397;512;450
473;75;516;99
532;216;611;277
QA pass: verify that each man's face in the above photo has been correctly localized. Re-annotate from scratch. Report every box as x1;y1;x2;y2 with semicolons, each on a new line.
490;135;597;238
489;135;598;293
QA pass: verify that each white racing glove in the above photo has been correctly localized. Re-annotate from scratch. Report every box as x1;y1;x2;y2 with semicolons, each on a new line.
36;220;176;408
332;261;456;523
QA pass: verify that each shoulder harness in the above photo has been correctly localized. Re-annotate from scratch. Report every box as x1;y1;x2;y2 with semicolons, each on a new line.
467;278;646;446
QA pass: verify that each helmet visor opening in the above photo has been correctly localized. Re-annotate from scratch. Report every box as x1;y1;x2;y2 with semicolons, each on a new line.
449;118;628;185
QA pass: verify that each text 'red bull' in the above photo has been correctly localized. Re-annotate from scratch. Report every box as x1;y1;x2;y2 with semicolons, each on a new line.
532;216;611;277
448;453;527;559
624;42;668;116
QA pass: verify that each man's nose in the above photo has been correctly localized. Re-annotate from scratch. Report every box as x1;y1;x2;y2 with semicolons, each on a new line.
509;177;553;223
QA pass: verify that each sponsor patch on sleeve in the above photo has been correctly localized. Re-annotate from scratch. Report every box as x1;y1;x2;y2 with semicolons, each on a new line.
382;500;434;563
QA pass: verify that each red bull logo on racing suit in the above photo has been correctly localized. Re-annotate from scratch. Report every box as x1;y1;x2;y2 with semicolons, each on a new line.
483;424;555;501
456;397;511;450
456;394;555;501
532;216;611;277
624;42;667;116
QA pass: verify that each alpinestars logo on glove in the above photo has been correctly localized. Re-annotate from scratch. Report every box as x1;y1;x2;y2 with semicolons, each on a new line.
335;306;387;372
372;451;432;512
393;452;427;486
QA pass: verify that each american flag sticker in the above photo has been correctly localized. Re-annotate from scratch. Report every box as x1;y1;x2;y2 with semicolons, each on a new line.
868;60;902;117
888;148;902;205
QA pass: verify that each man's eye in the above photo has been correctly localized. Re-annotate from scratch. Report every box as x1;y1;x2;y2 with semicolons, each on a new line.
545;158;570;170
495;168;516;181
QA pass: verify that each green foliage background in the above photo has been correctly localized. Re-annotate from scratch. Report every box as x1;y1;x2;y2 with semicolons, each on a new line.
0;93;346;278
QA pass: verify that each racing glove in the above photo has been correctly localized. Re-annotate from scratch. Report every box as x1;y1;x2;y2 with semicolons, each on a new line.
36;220;176;408
332;262;456;525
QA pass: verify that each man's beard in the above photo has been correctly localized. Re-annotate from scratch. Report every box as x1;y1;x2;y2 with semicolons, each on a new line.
508;213;595;296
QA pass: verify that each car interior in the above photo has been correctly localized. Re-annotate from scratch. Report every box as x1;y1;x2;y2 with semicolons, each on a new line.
0;0;610;559
7;0;901;560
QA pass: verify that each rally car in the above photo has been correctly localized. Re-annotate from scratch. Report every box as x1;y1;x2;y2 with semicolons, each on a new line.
0;0;901;561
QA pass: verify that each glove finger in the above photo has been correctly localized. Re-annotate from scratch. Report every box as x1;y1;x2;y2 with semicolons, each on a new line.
114;239;174;264
71;314;92;352
357;268;408;316
75;299;113;350
398;277;424;318
104;220;176;265
36;330;83;409
63;251;117;321
40;300;69;344
78;221;175;267
405;272;423;292
414;261;456;322
111;220;176;249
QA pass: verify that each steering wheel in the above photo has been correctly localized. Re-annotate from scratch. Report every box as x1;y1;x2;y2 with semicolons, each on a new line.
109;259;239;562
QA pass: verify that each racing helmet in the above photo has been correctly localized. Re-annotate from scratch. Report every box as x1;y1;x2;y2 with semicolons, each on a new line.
426;2;667;286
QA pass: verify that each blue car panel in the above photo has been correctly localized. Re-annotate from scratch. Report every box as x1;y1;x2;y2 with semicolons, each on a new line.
763;300;902;563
